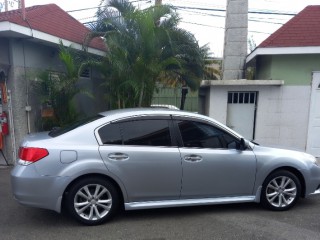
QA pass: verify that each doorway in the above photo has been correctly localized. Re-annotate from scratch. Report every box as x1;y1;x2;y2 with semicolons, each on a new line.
226;91;258;140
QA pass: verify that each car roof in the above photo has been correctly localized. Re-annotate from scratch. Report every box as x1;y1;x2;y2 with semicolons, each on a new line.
48;108;243;142
98;108;195;118
97;108;243;139
97;108;214;126
150;104;180;110
98;108;235;133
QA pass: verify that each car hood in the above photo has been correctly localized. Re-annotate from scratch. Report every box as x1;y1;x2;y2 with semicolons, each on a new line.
252;144;316;165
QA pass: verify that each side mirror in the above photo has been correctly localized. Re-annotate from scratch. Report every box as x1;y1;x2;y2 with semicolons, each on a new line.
238;138;248;151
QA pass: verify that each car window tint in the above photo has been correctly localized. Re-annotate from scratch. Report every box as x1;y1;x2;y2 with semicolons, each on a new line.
177;120;239;149
121;120;171;147
98;123;122;145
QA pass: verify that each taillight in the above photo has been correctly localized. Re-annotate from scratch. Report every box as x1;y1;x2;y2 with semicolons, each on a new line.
18;147;49;165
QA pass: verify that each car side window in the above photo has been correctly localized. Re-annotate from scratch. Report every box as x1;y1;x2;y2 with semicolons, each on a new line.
121;120;172;147
177;120;239;149
98;123;122;145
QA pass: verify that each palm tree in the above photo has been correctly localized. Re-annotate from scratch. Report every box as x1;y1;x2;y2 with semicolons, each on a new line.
86;0;207;108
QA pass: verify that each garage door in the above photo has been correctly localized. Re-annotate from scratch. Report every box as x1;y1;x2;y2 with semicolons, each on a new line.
306;72;320;157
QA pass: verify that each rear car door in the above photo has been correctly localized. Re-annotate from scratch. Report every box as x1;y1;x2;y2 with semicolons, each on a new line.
97;117;182;202
174;118;257;198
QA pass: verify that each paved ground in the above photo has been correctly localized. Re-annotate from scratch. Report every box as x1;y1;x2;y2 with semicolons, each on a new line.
1;166;320;240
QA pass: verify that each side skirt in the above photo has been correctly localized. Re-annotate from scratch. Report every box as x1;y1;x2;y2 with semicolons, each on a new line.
125;196;256;210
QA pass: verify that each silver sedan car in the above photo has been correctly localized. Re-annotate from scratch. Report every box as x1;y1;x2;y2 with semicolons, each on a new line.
11;109;320;225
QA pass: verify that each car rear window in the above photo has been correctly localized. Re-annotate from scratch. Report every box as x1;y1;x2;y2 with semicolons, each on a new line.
98;119;172;147
49;115;104;137
121;120;171;146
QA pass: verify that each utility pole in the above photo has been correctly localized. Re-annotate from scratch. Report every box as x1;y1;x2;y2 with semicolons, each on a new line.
222;0;248;80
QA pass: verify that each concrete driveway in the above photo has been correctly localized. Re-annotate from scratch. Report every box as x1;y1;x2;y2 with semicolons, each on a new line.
1;166;320;240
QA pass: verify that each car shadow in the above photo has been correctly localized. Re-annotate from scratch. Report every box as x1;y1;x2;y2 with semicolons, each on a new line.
115;202;261;221
8;197;320;227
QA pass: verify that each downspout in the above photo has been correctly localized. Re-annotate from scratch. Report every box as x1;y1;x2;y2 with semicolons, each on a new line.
22;41;31;134
21;2;33;134
7;89;16;164
7;40;17;164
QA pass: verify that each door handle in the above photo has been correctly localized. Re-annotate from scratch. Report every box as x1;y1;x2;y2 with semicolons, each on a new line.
184;155;203;162
108;153;129;161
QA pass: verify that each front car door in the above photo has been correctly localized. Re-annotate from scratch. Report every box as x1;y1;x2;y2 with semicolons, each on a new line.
97;117;182;202
174;118;257;198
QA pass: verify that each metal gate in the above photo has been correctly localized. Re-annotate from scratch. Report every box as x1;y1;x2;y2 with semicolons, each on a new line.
227;92;258;140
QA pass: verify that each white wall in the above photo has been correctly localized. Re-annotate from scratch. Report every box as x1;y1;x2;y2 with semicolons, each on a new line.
256;86;310;151
207;84;311;151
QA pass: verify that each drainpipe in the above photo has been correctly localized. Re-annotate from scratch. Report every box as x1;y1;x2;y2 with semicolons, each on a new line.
7;40;17;164
22;41;31;134
7;89;17;164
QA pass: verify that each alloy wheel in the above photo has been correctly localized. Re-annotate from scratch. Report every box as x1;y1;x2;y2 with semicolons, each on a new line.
265;176;297;208
74;183;112;221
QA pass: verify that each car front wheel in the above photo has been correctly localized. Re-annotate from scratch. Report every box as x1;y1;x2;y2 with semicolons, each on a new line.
261;170;301;211
66;177;120;225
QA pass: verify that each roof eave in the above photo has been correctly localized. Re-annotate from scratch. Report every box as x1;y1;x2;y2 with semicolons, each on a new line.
0;21;105;56
246;46;320;63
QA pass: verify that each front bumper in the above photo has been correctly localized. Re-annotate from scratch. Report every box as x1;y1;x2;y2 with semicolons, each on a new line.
305;163;320;198
11;164;70;213
309;188;320;196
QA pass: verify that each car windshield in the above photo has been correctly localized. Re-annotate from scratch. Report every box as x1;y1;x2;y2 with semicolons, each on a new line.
48;114;104;137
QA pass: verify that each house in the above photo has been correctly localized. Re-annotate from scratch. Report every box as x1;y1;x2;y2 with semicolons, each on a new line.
0;4;106;164
202;5;320;157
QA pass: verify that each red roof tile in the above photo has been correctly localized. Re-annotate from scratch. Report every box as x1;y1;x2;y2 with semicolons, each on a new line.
259;5;320;48
0;4;106;52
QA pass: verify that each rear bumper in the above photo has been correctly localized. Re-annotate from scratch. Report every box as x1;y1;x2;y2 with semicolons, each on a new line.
11;164;69;213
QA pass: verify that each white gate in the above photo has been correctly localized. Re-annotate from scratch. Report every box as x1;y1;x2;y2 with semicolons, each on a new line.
227;92;257;140
306;72;320;157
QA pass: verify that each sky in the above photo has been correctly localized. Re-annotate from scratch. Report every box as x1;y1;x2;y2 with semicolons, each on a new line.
2;0;320;57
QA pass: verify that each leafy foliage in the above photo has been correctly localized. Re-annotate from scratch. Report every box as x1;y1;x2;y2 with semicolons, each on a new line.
33;42;92;129
87;0;208;108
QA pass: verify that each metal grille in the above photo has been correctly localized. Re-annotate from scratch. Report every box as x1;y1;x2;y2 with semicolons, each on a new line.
228;92;257;104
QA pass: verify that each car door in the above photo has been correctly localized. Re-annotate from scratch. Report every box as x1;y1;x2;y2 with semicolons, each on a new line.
97;117;182;202
174;118;257;198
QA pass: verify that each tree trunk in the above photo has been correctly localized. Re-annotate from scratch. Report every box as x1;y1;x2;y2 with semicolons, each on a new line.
138;82;145;107
117;92;121;109
180;85;188;110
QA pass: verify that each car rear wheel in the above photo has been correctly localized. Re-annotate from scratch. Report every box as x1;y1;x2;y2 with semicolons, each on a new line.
66;177;120;225
261;170;301;211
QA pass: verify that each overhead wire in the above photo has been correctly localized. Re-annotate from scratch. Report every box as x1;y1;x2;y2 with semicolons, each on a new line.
69;1;295;36
66;2;298;17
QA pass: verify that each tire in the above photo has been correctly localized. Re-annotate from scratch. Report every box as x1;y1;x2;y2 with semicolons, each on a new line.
261;170;301;211
66;177;120;225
